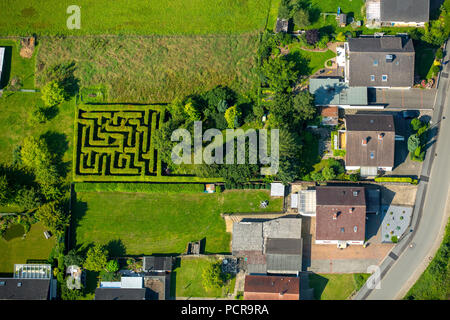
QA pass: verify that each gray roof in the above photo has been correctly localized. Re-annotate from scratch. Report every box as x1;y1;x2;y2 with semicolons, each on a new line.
247;264;267;275
348;37;415;87
309;78;368;106
346;114;395;132
381;0;429;23
232;222;264;253
265;238;303;255
94;288;148;300
0;279;50;300
266;254;302;274
263;218;302;239
142;256;173;272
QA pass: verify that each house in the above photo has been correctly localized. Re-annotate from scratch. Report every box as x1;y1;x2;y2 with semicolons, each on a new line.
142;256;173;273
275;18;289;33
244;275;300;300
366;0;429;27
345;37;415;88
309;78;369;109
0;264;55;300
344;114;395;175
315;186;367;246
95;288;148;300
232;217;302;275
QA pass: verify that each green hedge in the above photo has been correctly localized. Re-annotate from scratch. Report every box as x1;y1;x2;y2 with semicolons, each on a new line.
74;182;205;193
374;177;418;185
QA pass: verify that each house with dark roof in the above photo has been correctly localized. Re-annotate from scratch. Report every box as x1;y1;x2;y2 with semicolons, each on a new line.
232;217;302;275
96;275;167;300
344;114;396;176
142;256;173;273
315;186;367;246
244;275;300;300
366;0;429;27
345;37;415;88
95;288;148;300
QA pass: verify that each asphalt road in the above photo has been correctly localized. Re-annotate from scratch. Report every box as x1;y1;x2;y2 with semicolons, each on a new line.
355;39;450;300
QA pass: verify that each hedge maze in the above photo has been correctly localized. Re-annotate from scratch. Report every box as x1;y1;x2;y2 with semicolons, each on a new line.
74;105;164;182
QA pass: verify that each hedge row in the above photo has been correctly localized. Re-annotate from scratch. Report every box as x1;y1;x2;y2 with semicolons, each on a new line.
374;177;418;185
74;182;205;193
223;183;271;190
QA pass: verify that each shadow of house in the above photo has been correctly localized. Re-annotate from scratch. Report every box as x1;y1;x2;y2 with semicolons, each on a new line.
307;273;329;300
0;46;12;89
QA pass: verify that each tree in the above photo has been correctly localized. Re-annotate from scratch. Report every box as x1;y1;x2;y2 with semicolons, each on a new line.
408;134;420;153
64;249;84;268
335;32;346;42
105;260;119;273
202;261;224;290
35;201;69;235
20;136;53;169
322;166;336;181
292;9;309;28
277;157;299;184
291;91;316;124
436;47;444;60
84;244;108;272
311;171;324;182
41;80;66;107
28;106;48;125
305;29;320;45
184;101;201;122
261;57;298;93
224;105;241;129
15;187;42;211
278;0;292;19
410;118;422;131
0;175;9;205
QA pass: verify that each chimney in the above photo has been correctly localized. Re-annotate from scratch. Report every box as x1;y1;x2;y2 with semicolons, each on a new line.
349;207;354;214
378;133;384;140
362;138;367;146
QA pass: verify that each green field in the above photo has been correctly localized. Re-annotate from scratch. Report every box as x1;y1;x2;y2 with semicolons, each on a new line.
0;39;36;89
0;222;56;275
171;257;235;298
309;273;370;300
0;0;276;35
36;35;260;103
71;190;283;255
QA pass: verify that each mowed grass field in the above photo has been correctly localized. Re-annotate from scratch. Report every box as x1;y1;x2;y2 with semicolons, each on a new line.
71;190;283;255
0;223;56;275
36;35;260;103
309;273;370;300
0;0;276;35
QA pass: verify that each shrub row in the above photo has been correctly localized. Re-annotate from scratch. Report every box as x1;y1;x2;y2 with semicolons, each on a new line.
374;177;418;185
74;182;205;193
223;183;270;190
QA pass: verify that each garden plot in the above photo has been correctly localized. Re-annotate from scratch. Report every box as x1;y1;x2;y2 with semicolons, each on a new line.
381;205;412;243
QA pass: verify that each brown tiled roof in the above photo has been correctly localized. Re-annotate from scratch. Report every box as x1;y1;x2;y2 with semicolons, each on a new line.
321;106;338;117
315;186;366;241
244;275;299;300
345;114;395;168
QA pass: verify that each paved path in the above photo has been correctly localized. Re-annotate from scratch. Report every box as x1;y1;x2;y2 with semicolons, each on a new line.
354;38;450;300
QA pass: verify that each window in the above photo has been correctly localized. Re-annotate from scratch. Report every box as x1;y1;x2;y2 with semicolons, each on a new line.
340;228;345;233
370;151;375;159
370;75;375;81
373;59;378;66
382;75;388;82
354;226;358;233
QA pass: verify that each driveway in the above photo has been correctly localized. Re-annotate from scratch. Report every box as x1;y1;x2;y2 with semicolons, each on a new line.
302;217;394;273
368;88;436;109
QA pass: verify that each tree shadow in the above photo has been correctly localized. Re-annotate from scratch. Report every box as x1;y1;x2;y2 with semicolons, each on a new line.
43;105;60;121
308;273;329;300
285;50;311;76
105;239;127;258
69;196;88;251
40;131;70;178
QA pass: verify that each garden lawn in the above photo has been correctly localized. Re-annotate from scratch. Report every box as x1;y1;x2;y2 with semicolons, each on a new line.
36;35;260;103
0;39;36;89
0;222;56;275
72;190;283;255
309;273;370;300
171;257;235;298
287;43;335;76
0;93;74;179
0;0;274;35
415;42;437;80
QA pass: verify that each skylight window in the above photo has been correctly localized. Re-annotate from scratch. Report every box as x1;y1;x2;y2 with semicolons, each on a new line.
370;152;375;159
354;226;358;233
340;228;345;233
373;60;378;66
382;75;388;82
370;75;375;81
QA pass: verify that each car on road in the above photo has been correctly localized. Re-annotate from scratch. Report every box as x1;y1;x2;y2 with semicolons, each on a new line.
402;110;420;119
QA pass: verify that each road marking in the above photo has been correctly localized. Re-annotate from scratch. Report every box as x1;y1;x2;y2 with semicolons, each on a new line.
388;252;399;260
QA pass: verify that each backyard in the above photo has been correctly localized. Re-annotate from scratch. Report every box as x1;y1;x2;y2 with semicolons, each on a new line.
286;43;336;76
0;0;278;35
309;273;370;300
171;257;236;298
71;189;283;255
0;222;56;275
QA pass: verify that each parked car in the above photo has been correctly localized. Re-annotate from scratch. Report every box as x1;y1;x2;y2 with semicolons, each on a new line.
402;110;419;119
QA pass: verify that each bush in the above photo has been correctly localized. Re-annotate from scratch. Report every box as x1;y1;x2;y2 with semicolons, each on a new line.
41;80;66;107
305;29;319;46
431;64;441;76
292;8;309;28
349;173;360;182
215;185;222;193
410;118;422;132
436;48;444;60
74;183;204;193
374;177;418;185
391;236;398;243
